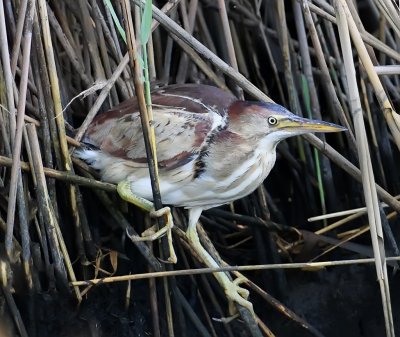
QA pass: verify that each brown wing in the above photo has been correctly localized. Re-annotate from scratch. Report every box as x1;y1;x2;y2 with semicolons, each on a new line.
91;84;236;123
85;84;235;170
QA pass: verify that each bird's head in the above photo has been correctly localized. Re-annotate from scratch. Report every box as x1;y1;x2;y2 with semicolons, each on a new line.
228;101;346;146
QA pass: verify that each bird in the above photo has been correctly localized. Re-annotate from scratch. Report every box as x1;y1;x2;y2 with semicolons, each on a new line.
77;83;345;316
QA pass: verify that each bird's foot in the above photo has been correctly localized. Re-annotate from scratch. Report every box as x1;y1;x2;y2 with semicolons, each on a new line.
225;276;254;317
118;181;177;264
128;207;177;264
150;207;177;264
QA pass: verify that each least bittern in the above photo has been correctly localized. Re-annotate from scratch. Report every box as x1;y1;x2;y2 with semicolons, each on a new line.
78;84;345;316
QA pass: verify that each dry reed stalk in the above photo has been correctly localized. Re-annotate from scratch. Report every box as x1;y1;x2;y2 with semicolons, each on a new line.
5;2;35;287
302;1;356;147
335;2;394;335
339;0;400;150
70;254;400;287
26;124;82;301
132;0;270;100
175;0;196;83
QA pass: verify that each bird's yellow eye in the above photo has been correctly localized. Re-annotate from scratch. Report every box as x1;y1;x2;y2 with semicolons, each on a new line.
268;116;278;125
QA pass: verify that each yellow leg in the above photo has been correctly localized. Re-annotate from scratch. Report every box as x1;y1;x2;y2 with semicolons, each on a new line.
117;181;177;264
187;208;254;317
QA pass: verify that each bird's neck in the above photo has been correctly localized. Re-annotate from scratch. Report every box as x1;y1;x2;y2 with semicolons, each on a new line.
206;128;278;181
201;129;277;204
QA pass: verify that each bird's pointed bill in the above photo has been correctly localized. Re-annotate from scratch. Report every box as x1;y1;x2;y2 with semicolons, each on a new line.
278;115;346;133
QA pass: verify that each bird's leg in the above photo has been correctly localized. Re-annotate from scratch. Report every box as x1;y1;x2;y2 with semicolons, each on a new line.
186;208;254;317
117;181;177;263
